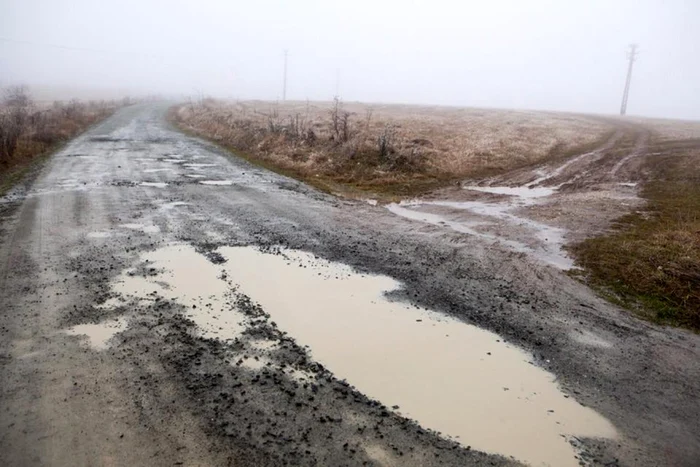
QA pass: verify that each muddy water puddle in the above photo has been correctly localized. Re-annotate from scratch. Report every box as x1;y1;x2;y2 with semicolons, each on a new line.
104;243;614;466
119;223;160;234
143;168;173;173
184;163;217;169
108;245;246;340
200;180;233;186
66;318;127;350
465;185;557;198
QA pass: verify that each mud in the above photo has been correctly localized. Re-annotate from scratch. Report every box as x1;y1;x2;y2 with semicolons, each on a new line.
102;243;615;465
66;318;128;350
0;103;698;467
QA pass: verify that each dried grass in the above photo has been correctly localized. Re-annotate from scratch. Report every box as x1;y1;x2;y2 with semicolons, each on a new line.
172;99;613;195
572;146;700;330
0;89;123;193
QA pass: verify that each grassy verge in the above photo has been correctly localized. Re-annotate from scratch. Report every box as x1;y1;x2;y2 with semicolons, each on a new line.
0;96;121;197
169;101;614;200
0;148;54;197
571;143;700;330
168;108;452;201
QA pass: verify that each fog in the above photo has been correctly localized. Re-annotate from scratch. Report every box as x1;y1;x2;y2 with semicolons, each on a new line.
1;0;698;120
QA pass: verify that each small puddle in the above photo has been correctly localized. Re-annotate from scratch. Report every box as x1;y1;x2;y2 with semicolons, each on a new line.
184;163;217;169
465;185;557;198
87;231;112;239
199;180;233;186
185;174;205;179
104;244;615;466
119;223;160;234
66;318;127;350
160;201;189;210
140;182;169;188
144;168;173;173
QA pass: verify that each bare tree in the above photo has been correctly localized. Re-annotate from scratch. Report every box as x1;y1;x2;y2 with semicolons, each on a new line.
377;124;396;161
329;96;352;143
0;86;32;162
266;103;280;133
365;107;373;132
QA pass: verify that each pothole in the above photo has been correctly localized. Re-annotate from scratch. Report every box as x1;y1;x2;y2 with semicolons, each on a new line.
465;185;557;198
199;180;233;186
65;318;127;350
144;168;173;173
184;163;217;169
119;223;160;234
101;243;615;466
160;201;189;210
87;231;112;239
107;244;246;340
214;246;614;466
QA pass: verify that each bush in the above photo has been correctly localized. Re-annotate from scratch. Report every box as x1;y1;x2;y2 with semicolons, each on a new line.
0;86;121;169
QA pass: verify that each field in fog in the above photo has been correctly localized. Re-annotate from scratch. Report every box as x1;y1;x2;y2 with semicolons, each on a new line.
173;99;614;195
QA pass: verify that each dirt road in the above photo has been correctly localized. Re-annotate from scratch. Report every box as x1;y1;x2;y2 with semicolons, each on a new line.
1;103;698;466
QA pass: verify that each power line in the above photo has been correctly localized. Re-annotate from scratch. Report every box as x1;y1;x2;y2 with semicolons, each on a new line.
619;44;638;116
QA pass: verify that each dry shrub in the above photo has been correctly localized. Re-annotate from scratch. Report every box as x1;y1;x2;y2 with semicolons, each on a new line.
0;86;122;170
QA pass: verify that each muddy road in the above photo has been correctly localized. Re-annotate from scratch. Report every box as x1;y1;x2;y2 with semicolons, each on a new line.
0;103;698;466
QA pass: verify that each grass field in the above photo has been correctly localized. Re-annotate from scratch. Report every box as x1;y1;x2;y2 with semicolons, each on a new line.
171;99;613;197
572;138;700;330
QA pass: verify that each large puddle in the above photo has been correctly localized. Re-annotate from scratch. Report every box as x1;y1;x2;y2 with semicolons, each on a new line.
105;244;615;466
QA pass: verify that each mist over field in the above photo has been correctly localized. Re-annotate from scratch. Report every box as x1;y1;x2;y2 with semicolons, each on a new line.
1;0;699;119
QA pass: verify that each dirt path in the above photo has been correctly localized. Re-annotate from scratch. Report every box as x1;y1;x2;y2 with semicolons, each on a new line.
0;104;698;466
386;123;653;268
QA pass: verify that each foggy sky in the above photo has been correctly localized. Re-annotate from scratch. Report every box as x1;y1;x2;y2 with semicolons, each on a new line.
1;0;699;120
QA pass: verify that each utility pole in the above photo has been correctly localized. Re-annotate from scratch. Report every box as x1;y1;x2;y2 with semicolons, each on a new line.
282;49;288;101
619;44;638;116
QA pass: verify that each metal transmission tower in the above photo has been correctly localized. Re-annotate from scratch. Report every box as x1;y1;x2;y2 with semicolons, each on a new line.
282;49;288;101
620;44;639;116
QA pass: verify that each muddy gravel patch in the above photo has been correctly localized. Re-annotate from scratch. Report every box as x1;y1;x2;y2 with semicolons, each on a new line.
96;243;616;466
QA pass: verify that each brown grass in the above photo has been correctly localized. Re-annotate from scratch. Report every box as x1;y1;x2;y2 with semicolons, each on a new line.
170;99;613;197
572;140;700;330
0;92;122;194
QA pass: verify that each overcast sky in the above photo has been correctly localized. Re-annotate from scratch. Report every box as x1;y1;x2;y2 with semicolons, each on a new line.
1;0;698;119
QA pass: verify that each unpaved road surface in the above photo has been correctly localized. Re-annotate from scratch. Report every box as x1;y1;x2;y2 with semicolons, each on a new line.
1;103;699;466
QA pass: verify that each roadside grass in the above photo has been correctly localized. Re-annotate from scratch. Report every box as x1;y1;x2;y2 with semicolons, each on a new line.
0;94;122;196
571;144;700;330
170;99;614;199
0;149;54;197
